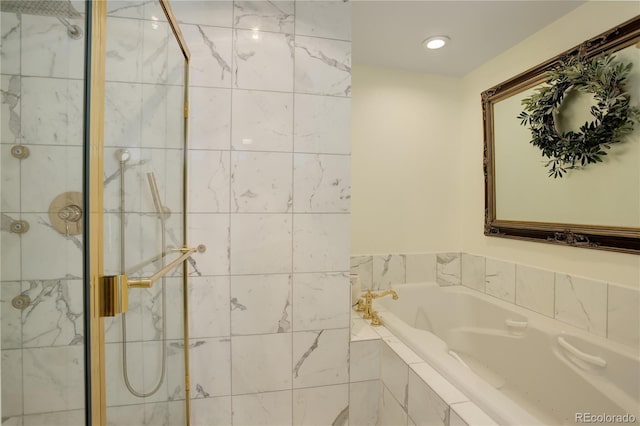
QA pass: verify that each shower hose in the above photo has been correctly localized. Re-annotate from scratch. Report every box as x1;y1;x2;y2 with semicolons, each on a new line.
118;152;168;397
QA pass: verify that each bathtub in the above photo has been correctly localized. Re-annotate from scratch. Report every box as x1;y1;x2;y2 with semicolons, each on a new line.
376;283;640;426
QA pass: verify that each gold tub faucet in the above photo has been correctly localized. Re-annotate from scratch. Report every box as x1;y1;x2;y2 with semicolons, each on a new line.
355;289;399;326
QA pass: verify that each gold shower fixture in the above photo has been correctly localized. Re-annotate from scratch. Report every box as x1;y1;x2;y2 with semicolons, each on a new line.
48;191;83;237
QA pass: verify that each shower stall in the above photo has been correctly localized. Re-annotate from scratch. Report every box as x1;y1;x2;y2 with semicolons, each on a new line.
1;1;195;424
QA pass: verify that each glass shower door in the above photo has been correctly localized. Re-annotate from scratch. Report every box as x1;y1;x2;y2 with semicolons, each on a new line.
101;1;189;424
1;1;88;424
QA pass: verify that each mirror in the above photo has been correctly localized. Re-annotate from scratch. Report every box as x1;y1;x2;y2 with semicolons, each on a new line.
482;16;640;254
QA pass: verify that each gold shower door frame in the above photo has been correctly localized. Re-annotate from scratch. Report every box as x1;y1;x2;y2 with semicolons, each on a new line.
87;2;191;425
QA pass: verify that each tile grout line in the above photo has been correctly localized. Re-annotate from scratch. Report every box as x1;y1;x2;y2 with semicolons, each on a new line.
291;1;297;422
514;263;519;308
605;281;609;339
228;10;235;421
138;14;150;403
189;83;351;99
553;272;557;322
108;12;352;44
19;10;25;421
1;67;350;99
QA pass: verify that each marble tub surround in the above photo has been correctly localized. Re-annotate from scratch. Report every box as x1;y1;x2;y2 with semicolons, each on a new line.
484;258;516;303
515;265;556;319
449;402;499;426
554;274;607;337
350;255;374;290
461;253;485;292
607;284;640;349
351;253;457;291
349;313;381;426
373;255;406;290
349;311;497;426
436;253;462;286
351;252;640;350
349;379;379;426
460;255;640;350
351;338;380;382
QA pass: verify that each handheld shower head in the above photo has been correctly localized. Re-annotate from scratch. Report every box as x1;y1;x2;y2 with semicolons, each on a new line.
115;149;131;163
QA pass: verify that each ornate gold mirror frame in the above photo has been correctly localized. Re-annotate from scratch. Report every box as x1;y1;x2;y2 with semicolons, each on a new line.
482;16;640;254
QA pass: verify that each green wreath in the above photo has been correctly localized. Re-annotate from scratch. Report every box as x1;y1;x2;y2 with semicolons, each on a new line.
518;54;640;178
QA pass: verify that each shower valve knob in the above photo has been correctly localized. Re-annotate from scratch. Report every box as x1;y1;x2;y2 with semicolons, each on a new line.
58;204;82;222
10;145;30;159
48;192;83;236
12;294;31;310
10;220;29;234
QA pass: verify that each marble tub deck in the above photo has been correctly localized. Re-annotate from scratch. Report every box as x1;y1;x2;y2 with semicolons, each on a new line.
350;311;497;426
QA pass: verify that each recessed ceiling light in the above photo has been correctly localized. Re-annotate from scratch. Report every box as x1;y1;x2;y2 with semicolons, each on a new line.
423;36;450;50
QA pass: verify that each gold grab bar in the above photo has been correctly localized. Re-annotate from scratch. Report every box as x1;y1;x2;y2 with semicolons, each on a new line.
125;246;185;277
128;246;197;289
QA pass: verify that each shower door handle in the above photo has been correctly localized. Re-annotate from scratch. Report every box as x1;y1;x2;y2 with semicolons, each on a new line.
101;274;129;317
127;246;197;288
100;245;204;316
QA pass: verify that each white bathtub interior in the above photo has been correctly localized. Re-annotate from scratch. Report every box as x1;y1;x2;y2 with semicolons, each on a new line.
377;283;640;426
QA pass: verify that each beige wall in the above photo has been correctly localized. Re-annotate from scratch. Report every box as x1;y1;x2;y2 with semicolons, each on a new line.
461;1;640;288
350;65;463;255
352;1;640;288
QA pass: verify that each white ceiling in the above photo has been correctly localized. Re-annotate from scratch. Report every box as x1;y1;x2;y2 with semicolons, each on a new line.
352;1;584;76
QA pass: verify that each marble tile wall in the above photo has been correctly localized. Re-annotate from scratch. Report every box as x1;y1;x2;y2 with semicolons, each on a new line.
350;253;456;291
351;252;640;350
2;0;352;423
1;5;87;424
172;0;352;424
460;253;640;349
350;313;381;426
